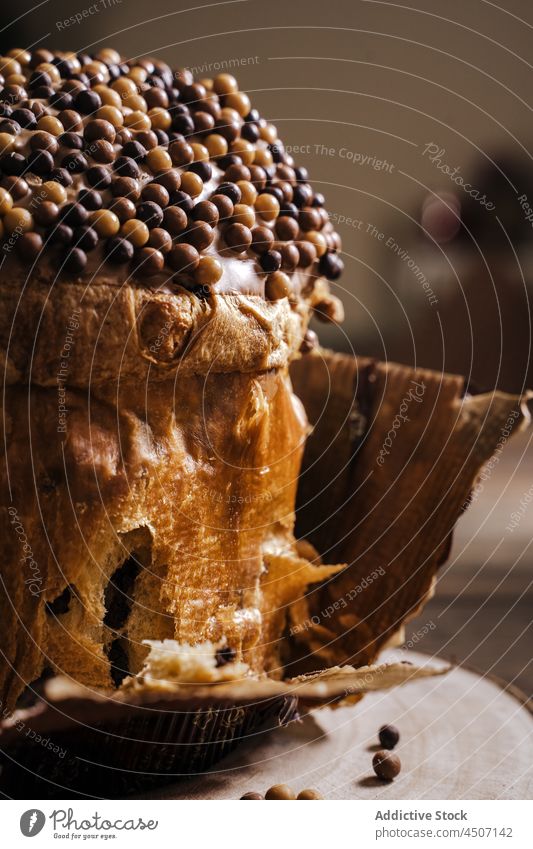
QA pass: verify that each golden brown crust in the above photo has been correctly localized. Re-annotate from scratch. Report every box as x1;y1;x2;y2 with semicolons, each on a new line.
2;347;528;711
0;365;338;708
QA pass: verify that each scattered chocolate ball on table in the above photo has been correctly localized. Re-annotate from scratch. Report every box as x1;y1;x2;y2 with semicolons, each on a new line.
240;785;324;799
0;48;342;314
373;750;401;781
297;788;324;800
379;723;400;750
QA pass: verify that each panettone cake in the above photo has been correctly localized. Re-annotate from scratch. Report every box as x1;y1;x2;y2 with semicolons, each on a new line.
0;47;344;709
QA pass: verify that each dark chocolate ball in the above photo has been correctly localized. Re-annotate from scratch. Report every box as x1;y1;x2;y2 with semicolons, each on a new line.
259;250;282;273
106;236;134;264
224;222;252;253
169;190;194;215
318;252;344;281
48;223;73;245
73;225;98;252
61;152;88;173
0;152;25;176
63;247;87;273
59;131;84;150
113;155;140;178
78;188;103;211
60;202;88;227
27;149;54;176
50;167;73;187
86;166;112;189
186;220;215;250
217;182;241;204
74;89;102;114
136;201;164;229
372;751;401;781
122;140;147;161
11;108;36;129
190;200;219;226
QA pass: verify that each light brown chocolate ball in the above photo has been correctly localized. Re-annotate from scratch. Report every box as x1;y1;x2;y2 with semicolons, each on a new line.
265;783;296;800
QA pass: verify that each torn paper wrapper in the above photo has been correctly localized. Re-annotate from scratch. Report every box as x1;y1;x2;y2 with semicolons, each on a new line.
0;351;528;796
287;351;531;675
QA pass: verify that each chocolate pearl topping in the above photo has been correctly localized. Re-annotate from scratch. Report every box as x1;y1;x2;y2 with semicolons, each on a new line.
217;181;241;204
318;251;344;281
73;225;98;251
163;205;188;235
86;165;111;188
63;246;87;272
280;243;299;271
11;107;36;128
60;202;88;227
136;201;164;229
141;182;169;207
211;193;233;220
149;227;172;253
111;196;136;223
84;119;115;143
259;250;281;273
224;222;251;253
27;149;54;175
60;131;83;149
106;236;134;263
74;89;101;114
250;226;273;254
0;48;341;303
169;242;199;273
34;201;59;227
61;151;88;173
186;220;215;250
136;246;164;276
78;188;102;210
113;155;140;178
49;223;73;244
17;231;43;261
191;200;219;225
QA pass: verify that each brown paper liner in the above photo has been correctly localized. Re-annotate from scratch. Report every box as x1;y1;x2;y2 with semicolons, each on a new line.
0;352;529;797
0;690;297;798
0;659;443;798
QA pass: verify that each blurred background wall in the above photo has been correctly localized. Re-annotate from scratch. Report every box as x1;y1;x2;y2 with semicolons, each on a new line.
3;0;532;392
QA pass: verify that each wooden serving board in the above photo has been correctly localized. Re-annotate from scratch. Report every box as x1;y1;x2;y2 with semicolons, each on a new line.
137;652;533;800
